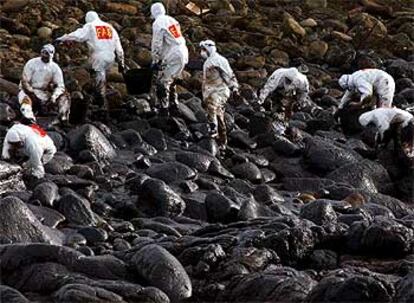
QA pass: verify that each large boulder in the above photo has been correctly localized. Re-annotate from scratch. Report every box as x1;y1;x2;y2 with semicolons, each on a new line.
347;217;414;257
146;161;196;184
300;199;338;226
304;137;363;175
326;159;392;194
32;181;59;207
57;192;98;226
131;244;192;302
176;151;215;172
205;191;240;223
138;178;186;217
219;268;316;302
0;197;62;245
68;124;116;162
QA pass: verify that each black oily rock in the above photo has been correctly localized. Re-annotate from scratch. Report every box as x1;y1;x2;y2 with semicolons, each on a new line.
44;152;74;175
229;129;258;149
300;199;338;225
68;124;116;161
219;268;316;302
261;134;302;156
131;244;192;302
326;159;392;194
32;181;59;207
0;285;30;303
143;128;167;151
138;178;186;217
347;217;414;257
306;274;393;303
78;227;108;245
253;184;285;205
304;136;363;175
57;192;98;226
0;103;16;124
0;197;62;245
231;162;263;183
263;225;316;265
394;272;414;303
54;283;125;303
146;161;196;184
176;151;215;172
0;161;25;194
238;198;277;220
27;204;65;228
303;249;338;271
205;191;240;223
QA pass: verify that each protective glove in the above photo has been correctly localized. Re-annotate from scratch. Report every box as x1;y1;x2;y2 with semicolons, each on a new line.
50;95;57;104
150;62;160;71
52;39;62;46
118;63;125;74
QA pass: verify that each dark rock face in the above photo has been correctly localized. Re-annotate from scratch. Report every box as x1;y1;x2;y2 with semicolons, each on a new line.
57;192;97;226
68;124;116;161
131;244;192;302
0;197;62;245
138;178;186;217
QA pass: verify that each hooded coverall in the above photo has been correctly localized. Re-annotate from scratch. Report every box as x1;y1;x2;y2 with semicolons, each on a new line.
339;69;395;109
19;44;70;123
359;107;414;154
57;11;125;109
151;3;189;111
2;123;57;179
200;40;239;147
259;67;310;119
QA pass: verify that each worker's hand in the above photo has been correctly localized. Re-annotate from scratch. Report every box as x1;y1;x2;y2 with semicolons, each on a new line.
50;95;57;104
231;88;240;98
118;63;125;74
52;39;62;46
333;109;341;122
150;62;160;71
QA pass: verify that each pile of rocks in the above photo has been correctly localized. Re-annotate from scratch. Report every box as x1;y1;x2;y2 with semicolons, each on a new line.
0;0;413;302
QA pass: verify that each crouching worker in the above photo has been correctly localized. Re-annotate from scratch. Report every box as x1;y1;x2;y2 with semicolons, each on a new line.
258;67;310;121
359;107;414;157
2;123;57;179
200;40;239;151
19;44;70;126
338;69;395;110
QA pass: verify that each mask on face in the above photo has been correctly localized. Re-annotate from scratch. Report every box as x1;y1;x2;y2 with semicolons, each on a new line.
200;50;208;59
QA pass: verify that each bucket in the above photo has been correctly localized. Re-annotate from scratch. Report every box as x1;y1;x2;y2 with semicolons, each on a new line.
123;68;153;95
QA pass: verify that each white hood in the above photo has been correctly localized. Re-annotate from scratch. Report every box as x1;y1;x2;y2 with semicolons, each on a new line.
85;11;100;23
151;3;166;19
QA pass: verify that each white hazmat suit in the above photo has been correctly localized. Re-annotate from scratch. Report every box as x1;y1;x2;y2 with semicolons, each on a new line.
259;67;310;105
151;3;189;112
19;44;69;123
359;107;414;141
201;40;239;147
2;123;56;179
57;11;124;108
338;69;395;109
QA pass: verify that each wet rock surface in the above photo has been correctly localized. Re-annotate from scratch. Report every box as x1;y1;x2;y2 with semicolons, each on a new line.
0;0;413;302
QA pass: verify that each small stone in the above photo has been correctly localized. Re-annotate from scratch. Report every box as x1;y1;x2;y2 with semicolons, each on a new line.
300;18;318;27
305;0;327;9
309;40;329;59
37;27;52;39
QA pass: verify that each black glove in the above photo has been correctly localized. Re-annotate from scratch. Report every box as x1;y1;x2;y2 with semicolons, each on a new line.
118;63;125;74
52;39;62;46
150;62;160;71
333;109;341;122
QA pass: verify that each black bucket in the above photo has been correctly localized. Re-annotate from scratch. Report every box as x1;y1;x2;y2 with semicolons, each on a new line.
124;68;153;95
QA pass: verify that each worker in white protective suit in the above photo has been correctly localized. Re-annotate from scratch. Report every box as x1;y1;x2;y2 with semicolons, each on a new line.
56;11;125;112
258;67;310;120
150;3;189;116
19;44;70;125
359;107;414;156
2;123;56;179
200;40;239;149
338;69;395;110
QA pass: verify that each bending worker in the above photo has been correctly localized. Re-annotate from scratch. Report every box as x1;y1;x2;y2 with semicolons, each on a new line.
150;2;189;116
2;123;57;179
200;39;239;150
258;67;310;121
338;68;395;110
359;107;414;156
56;11;125;112
19;44;70;125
